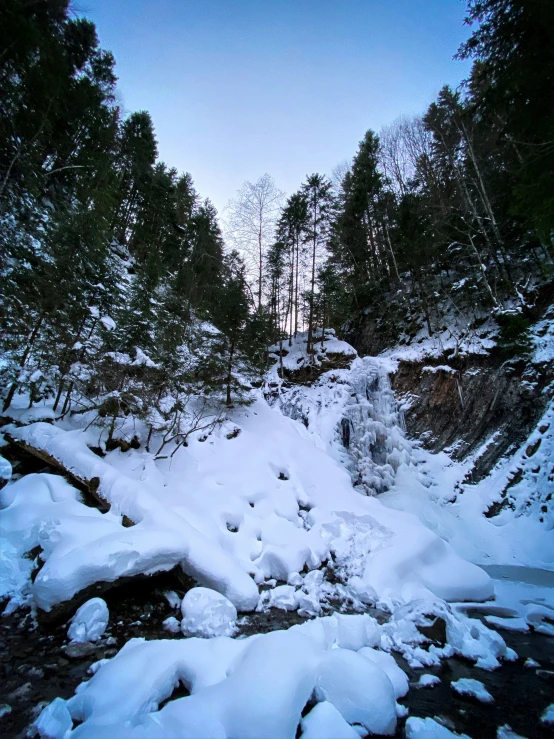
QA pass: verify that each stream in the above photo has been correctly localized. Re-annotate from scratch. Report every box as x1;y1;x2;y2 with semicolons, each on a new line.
1;568;553;739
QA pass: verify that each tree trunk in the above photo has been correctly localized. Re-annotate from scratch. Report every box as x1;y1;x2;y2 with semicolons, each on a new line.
306;207;317;357
2;313;44;412
226;341;235;407
294;234;300;338
258;220;263;312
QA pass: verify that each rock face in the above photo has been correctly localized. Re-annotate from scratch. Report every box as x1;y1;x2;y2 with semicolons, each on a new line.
344;315;402;358
390;356;553;480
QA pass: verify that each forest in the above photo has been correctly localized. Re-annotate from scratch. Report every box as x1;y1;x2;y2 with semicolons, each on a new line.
2;3;554;739
1;0;553;445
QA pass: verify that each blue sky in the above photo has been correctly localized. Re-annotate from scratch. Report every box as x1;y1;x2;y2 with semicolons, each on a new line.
80;0;472;215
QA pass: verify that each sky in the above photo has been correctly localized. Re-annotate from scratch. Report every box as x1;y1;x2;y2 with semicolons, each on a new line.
79;0;473;216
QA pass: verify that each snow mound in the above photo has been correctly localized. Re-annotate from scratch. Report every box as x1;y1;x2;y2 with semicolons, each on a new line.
381;599;512;670
180;587;237;638
416;674;441;689
34;697;72;739
1;424;259;612
35;614;405;739
314;649;397;735
68;598;109;643
357;646;409;698
451;677;494;703
405;716;471;738
541;704;554;725
496;726;527;739
300;701;360;739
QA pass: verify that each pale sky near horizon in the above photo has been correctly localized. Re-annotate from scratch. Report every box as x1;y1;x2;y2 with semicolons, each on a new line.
79;0;473;216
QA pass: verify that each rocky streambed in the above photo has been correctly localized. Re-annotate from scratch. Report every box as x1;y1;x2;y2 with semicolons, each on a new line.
1;578;553;739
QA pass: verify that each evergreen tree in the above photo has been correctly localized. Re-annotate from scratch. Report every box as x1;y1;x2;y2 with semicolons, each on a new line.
459;0;554;236
300;174;334;354
276;192;309;342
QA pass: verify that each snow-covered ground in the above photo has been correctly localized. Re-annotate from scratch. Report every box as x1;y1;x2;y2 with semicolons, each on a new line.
1;329;553;738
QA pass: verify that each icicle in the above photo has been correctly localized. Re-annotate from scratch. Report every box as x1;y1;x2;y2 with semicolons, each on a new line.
341;358;413;495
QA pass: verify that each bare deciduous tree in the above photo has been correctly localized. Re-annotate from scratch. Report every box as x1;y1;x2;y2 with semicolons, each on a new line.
224;174;284;311
379;116;432;196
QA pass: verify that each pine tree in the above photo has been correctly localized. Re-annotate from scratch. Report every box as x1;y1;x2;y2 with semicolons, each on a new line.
276;192;309;342
300;174;334;355
459;0;554;236
210;252;252;407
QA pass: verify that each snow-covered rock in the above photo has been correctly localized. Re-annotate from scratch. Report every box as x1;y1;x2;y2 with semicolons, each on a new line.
314;649;397;735
34;697;72;739
0;455;11;486
358;647;408;698
162;616;181;634
496;725;528;739
416;674;441;689
405;716;471;738
451;677;494;703
541;703;554;725
67;598;109;643
181;587;237;638
300;701;359;739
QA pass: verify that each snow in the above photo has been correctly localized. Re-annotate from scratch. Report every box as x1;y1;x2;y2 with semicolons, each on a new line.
6;330;553;739
180;587;237;638
99;315;115;331
269;331;356;376
35;613;408;739
162;616;181;634
357;646;409;698
164;590;181;609
459;568;554;637
300;701;359;739
541;704;554;725
314;649;397;735
67;598;109;643
451;677;494;703
0;455;12;483
405;717;471;739
1;425;259;612
496;726;528;739
35;698;72;739
416;674;441;688
2;366;494;619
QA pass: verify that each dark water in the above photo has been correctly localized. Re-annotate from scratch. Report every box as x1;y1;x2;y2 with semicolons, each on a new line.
481;564;554;588
397;623;554;739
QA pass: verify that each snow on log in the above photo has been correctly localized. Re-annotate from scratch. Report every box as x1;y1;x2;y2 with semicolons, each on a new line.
2;423;259;613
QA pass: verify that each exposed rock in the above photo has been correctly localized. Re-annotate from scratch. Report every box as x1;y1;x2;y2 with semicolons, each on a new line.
416;616;447;645
390;357;553;481
64;642;98;659
281;351;355;385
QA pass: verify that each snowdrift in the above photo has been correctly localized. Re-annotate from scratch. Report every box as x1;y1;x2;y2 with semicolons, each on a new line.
2;386;492;616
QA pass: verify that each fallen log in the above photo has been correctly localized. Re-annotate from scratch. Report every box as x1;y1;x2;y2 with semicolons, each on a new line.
2;423;259;613
4;432;112;511
36;565;196;626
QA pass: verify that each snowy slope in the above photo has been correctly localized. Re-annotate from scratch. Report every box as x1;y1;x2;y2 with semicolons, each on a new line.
1;383;494;619
270;336;554;572
4;331;546;739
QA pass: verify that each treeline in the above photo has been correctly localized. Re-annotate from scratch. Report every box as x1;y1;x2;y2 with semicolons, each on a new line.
2;0;553;438
237;0;554;356
0;1;267;449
